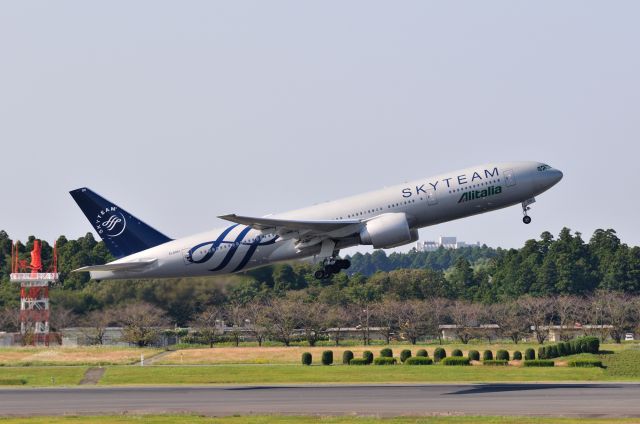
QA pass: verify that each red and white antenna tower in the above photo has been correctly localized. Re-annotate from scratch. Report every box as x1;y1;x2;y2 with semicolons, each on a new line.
10;240;59;346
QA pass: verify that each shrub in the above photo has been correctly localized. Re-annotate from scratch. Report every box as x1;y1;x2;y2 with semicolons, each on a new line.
525;348;535;360
433;347;446;362
568;359;603;368
581;336;600;354
363;350;374;364
400;349;412;363
416;349;428;357
405;357;433;365
483;359;508;366
571;339;581;354
557;342;568;357
451;349;463;357
441;357;470;366
548;345;558;358
374;357;397;365
342;350;354;365
380;348;393;358
538;347;546;360
321;350;333;366
301;352;312;366
482;350;493;361
496;350;510;361
513;351;522;360
349;358;369;365
523;360;555;367
468;350;480;361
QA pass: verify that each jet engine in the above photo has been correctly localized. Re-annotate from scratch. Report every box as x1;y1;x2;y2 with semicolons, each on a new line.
359;213;418;249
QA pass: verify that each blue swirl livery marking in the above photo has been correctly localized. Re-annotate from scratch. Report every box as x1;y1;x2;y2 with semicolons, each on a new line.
232;234;279;273
208;226;253;272
185;224;238;264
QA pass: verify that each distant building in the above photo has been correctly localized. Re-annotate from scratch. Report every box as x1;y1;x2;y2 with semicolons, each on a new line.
416;236;480;252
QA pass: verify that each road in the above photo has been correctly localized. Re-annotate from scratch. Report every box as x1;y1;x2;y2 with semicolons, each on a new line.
1;383;639;417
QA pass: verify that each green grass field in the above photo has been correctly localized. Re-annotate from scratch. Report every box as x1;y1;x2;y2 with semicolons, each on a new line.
0;344;636;387
0;415;639;424
0;366;87;386
98;363;611;385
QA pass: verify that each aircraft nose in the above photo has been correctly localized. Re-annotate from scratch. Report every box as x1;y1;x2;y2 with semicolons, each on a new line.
551;169;563;184
536;167;563;190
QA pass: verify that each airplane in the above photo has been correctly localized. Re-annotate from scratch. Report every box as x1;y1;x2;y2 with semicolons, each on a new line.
70;161;562;281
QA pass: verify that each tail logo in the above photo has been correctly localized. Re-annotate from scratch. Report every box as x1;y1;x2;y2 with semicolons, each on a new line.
95;206;127;238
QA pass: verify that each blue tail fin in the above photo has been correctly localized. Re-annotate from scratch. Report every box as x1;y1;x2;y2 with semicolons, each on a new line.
69;187;172;258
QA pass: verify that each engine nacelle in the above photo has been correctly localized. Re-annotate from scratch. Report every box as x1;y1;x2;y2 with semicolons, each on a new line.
359;213;418;249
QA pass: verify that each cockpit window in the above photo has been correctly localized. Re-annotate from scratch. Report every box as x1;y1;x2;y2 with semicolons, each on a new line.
537;164;552;171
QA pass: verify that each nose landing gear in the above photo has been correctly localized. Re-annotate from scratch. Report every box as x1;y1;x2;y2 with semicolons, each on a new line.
314;258;351;279
521;197;536;224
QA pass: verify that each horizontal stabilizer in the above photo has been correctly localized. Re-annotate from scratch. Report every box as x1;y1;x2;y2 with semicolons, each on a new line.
218;214;361;232
72;259;157;273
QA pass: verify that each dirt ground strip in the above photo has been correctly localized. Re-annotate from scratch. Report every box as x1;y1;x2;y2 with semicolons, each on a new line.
0;347;163;365
79;367;106;385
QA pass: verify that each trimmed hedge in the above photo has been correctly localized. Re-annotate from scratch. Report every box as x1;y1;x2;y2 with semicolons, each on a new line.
468;350;480;361
496;350;510;361
349;358;369;365
568;359;603;368
539;336;600;360
400;349;412;363
380;348;393;358
342;350;354;365
434;347;447;362
557;342;568;357
441;357;471;366
483;350;493;361
374;357;397;365
513;351;522;360
405;357;433;365
523;360;555;367
580;336;600;354
363;350;374;364
538;347;546;360
451;349;463;357
301;352;312;365
416;349;428;357
321;350;333;366
525;348;536;360
483;359;508;366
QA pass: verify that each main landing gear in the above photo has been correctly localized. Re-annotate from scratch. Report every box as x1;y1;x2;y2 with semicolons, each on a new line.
314;258;351;279
521;197;536;224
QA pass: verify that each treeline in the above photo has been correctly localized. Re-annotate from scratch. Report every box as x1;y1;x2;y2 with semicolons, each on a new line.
345;244;500;276
0;228;639;327
1;291;637;347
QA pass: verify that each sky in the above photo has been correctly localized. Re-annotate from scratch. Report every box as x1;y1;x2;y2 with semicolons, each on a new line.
1;1;639;253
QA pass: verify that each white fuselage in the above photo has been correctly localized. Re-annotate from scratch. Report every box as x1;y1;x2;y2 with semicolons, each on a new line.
91;161;562;280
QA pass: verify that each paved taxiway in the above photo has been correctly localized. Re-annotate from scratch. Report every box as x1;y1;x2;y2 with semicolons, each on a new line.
1;384;639;417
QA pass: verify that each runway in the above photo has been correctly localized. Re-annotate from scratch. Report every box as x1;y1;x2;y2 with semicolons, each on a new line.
1;383;640;417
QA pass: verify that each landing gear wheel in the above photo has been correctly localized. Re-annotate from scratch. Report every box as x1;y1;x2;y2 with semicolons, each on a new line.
336;259;351;270
522;215;532;224
314;270;326;280
325;263;339;275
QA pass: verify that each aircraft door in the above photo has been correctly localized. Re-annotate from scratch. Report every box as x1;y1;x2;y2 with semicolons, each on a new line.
504;169;516;187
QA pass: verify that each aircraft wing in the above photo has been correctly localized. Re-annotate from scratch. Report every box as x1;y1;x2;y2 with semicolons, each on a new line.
72;259;157;273
218;214;362;235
